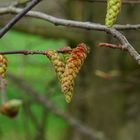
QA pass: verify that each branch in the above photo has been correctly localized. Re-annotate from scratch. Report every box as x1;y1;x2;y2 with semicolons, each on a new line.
0;6;140;31
99;43;127;50
8;73;107;140
0;7;139;64
99;42;140;59
0;48;72;56
0;0;42;38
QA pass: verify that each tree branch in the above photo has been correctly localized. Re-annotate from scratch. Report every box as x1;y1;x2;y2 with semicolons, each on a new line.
8;73;107;140
0;6;140;31
99;43;126;50
0;6;139;64
0;0;42;38
0;49;72;56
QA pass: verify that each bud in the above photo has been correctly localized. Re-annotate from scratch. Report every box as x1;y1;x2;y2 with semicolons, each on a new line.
61;43;89;103
0;99;22;118
105;0;122;27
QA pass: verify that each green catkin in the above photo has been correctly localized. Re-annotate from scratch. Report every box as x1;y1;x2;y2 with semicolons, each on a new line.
105;0;121;27
47;50;65;82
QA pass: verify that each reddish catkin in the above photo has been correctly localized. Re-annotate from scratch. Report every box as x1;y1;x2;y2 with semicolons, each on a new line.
61;43;89;103
47;50;65;82
0;55;7;78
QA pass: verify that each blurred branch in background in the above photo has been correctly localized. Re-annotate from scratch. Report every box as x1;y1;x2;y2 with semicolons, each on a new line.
23;102;47;140
7;73;108;140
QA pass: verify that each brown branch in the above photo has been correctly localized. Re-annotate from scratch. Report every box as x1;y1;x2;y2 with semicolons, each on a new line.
99;42;140;63
0;0;42;38
98;42;140;59
8;73;107;140
0;50;46;55
99;43;127;50
0;48;72;56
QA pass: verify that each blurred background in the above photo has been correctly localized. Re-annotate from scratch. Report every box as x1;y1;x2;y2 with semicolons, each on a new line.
0;0;140;140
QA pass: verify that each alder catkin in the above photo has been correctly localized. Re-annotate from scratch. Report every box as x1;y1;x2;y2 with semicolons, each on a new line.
105;0;121;27
47;50;65;82
0;55;7;78
61;43;88;103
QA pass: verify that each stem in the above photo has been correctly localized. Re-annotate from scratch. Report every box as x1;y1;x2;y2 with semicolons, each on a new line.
0;49;72;56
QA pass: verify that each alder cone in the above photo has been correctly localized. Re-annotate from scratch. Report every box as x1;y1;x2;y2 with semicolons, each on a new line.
0;99;22;118
105;0;121;27
47;50;65;81
0;55;7;78
61;43;88;103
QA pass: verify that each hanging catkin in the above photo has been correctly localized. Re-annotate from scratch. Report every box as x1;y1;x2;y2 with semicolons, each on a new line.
0;55;7;78
61;43;88;103
105;0;121;27
47;50;65;82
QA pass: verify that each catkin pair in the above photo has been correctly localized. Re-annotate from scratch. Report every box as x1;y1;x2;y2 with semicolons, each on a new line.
105;0;122;27
47;43;88;103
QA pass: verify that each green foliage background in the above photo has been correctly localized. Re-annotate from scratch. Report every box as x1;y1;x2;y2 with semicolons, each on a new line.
0;31;68;140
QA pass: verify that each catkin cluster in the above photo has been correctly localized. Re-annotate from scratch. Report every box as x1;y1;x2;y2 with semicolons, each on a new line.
105;0;121;27
61;43;88;103
0;55;7;78
47;43;88;103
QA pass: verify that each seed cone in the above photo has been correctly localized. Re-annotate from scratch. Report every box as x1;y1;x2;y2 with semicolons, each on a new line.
0;99;22;118
105;0;121;27
47;50;65;81
0;55;7;78
61;43;88;103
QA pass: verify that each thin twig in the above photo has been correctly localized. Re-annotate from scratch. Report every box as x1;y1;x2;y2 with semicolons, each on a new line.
0;49;72;56
0;50;46;55
0;0;42;38
99;42;140;64
99;43;127;50
12;0;31;7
